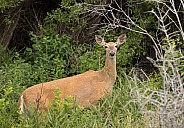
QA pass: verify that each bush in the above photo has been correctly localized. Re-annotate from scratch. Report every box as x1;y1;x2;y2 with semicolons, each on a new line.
0;55;32;127
0;0;22;13
25;24;80;83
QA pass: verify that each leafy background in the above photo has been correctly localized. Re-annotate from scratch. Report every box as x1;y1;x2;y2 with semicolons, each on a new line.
0;0;183;127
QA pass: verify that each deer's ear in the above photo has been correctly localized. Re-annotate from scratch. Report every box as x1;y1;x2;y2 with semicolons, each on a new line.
95;35;106;46
116;34;126;46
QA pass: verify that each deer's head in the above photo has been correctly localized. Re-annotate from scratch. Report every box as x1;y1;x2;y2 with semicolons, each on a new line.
95;34;126;60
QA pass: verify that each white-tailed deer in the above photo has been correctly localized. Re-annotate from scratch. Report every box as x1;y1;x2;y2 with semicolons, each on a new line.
18;34;126;114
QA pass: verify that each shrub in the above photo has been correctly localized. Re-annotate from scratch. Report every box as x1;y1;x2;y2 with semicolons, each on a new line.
25;24;78;83
0;54;33;127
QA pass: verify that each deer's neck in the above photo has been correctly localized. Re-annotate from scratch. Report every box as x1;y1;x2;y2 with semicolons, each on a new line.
101;54;117;86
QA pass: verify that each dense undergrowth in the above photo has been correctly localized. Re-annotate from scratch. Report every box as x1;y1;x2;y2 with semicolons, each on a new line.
0;0;184;127
0;34;183;127
0;28;156;127
0;17;183;128
0;53;153;128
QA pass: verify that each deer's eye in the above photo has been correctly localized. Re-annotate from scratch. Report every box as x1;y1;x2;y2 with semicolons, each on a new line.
104;45;108;49
115;45;118;48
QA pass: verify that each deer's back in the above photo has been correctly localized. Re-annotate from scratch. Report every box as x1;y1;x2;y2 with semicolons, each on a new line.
19;70;110;109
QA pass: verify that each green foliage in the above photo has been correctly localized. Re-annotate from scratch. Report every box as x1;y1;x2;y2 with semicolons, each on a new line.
0;63;26;127
117;32;145;71
25;24;75;83
0;0;22;13
0;87;12;112
1;0;181;127
45;0;99;38
128;0;157;30
1;55;33;89
79;43;105;73
162;39;184;79
0;44;6;66
0;53;38;127
147;74;163;90
0;87;15;126
0;44;15;66
46;0;86;34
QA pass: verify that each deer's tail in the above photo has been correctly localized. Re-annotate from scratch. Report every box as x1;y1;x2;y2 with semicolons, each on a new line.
19;95;25;114
19;95;28;118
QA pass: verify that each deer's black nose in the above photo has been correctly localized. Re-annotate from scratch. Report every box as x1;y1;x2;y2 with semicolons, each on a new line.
109;52;115;56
